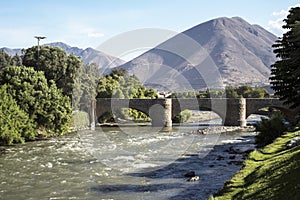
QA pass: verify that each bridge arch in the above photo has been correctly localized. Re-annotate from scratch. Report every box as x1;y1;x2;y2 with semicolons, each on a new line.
96;98;172;126
171;98;227;122
246;99;299;124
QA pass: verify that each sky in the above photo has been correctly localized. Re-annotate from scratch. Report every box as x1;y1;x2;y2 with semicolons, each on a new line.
1;0;300;51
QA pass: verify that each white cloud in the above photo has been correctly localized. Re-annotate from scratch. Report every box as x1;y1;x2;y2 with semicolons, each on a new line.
268;4;300;35
272;9;288;17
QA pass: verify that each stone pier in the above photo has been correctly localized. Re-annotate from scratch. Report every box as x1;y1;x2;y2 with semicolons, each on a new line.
149;99;172;127
224;98;247;126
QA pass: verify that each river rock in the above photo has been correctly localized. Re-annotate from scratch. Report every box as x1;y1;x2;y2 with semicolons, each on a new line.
187;176;200;182
184;171;196;178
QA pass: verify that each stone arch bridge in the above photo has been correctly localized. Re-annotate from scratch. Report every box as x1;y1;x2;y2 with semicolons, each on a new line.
96;98;299;127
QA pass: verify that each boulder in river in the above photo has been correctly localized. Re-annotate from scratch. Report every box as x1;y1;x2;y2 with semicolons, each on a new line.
184;171;196;178
187;176;200;182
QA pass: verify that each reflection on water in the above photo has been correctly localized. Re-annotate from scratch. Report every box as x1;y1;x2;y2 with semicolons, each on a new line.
0;125;255;200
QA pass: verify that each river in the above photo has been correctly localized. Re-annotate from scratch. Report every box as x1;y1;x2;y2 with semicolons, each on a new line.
0;123;256;200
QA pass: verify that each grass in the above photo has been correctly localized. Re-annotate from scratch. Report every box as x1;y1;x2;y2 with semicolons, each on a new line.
210;130;300;200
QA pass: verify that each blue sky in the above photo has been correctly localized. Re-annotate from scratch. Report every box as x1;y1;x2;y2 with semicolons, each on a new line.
1;0;300;49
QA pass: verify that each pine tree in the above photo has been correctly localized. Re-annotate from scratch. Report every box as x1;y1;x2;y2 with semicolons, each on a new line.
270;7;300;108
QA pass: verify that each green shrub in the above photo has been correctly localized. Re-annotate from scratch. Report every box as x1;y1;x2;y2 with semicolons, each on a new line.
255;112;288;147
173;109;192;123
0;85;36;145
98;111;115;123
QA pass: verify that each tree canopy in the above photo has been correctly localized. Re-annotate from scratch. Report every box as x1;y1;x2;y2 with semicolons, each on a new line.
270;6;300;108
22;46;82;97
96;69;158;122
97;69;157;99
0;66;72;135
169;86;269;98
0;50;12;69
0;85;36;145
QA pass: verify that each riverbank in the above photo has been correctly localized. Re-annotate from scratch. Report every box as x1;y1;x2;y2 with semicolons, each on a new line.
210;130;300;200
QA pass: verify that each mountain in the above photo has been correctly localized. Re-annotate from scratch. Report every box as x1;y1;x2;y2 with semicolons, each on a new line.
1;42;125;73
0;47;23;56
118;17;278;91
45;42;125;73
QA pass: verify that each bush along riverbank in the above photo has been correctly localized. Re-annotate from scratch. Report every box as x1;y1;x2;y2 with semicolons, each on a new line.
210;130;300;200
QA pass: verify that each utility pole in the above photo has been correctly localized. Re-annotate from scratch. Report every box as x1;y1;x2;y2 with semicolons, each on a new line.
34;36;46;58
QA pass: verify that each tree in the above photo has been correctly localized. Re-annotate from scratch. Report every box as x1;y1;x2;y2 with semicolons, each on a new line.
0;85;36;145
10;54;22;66
270;7;300;108
255;112;287;147
73;63;100;110
0;50;11;69
22;46;82;97
0;66;72;135
225;86;239;98
96;69;158;121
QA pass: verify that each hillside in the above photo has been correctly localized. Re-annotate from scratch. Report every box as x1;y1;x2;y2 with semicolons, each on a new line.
118;17;278;91
211;131;300;200
1;42;125;73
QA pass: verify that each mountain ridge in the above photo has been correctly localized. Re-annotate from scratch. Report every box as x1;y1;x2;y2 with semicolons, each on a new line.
118;16;278;90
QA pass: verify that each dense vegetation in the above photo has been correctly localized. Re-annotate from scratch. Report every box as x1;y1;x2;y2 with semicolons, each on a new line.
22;46;82;97
73;63;100;112
172;109;192;123
271;7;300;108
96;68;158;122
0;47;78;144
0;85;35;145
170;85;269;98
0;66;72;136
255;112;288;147
0;50;22;68
97;68;157;99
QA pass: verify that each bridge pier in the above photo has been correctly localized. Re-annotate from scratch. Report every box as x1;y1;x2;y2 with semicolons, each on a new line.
149;99;172;127
224;98;247;126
